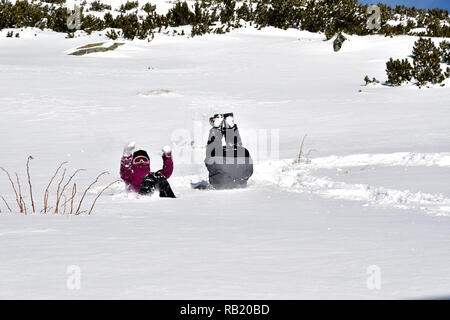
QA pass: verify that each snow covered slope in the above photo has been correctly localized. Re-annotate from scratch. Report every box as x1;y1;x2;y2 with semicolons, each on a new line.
0;26;449;299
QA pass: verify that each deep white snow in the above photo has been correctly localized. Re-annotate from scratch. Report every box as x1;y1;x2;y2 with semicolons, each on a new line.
0;20;450;299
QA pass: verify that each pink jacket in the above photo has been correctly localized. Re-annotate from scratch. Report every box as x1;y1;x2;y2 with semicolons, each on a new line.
120;154;173;193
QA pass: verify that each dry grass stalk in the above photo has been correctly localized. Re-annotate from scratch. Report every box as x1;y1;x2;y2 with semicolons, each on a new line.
70;183;77;215
53;168;67;214
88;180;120;215
75;171;109;215
15;173;26;215
1;167;23;213
43;161;68;213
3;157;115;216
0;195;12;213
61;185;75;209
55;169;85;214
26;156;35;213
297;134;307;164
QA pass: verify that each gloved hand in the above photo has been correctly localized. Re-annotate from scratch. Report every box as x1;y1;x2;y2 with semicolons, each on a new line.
162;145;172;157
123;141;136;157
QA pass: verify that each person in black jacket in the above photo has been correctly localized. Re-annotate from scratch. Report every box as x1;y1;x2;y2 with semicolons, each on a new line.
205;113;253;189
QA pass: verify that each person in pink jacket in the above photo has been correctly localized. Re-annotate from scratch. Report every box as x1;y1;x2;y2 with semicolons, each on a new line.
120;142;175;197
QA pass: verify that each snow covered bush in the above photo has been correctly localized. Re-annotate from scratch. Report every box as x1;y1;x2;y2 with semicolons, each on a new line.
380;19;416;37
412;38;445;86
385;58;412;86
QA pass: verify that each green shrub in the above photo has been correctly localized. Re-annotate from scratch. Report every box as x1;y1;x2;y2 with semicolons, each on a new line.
219;0;236;25
105;29;119;40
167;1;193;27
1;0;44;29
385;58;412;86
0;0;449;39
89;1;111;12
141;2;165;31
42;0;66;4
364;75;380;85
115;13;140;39
439;40;450;64
103;12;114;27
426;17;450;37
412;38;445;86
191;23;210;37
119;1;139;13
237;1;252;21
81;15;105;33
45;6;70;33
142;2;156;14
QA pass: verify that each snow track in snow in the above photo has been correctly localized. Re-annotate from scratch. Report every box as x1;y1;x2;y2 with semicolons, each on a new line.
253;152;450;216
310;152;450;169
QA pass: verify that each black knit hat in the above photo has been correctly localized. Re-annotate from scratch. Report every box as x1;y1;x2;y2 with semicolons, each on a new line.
133;150;149;159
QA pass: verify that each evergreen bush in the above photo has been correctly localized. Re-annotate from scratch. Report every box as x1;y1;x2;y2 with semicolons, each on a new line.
119;1;138;13
385;58;412;86
412;38;445;86
0;0;448;39
439;40;450;64
89;1;111;12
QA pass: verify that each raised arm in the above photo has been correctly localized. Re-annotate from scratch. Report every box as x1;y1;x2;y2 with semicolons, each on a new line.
160;145;173;179
120;142;135;185
120;155;133;184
